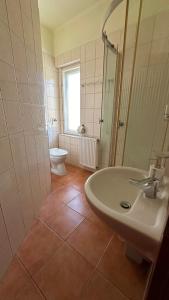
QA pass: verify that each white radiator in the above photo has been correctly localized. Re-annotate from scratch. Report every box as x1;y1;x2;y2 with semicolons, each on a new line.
79;137;99;169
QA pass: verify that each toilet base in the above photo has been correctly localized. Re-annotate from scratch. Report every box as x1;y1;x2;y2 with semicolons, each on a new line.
51;162;67;176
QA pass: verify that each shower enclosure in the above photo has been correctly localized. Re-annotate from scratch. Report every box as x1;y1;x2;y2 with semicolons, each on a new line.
100;39;118;168
99;0;124;169
100;0;169;171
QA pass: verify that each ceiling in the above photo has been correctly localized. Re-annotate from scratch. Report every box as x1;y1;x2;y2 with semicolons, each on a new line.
38;0;101;30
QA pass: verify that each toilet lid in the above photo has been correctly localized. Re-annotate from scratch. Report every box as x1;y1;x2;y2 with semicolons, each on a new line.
49;148;68;156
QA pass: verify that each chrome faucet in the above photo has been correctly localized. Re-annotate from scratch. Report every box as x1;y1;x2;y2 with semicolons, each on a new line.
129;151;169;199
129;177;159;199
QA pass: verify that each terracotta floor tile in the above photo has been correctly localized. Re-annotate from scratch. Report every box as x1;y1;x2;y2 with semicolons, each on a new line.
53;173;80;186
67;193;90;217
45;205;84;239
68;219;113;267
81;271;128;300
85;204;116;233
18;220;63;276
0;258;43;300
51;175;64;191
97;235;149;300
51;185;81;204
39;192;65;221
34;243;93;300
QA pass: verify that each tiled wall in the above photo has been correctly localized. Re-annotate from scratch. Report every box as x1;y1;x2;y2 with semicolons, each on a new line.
56;39;104;139
55;34;122;166
0;0;51;278
42;52;60;148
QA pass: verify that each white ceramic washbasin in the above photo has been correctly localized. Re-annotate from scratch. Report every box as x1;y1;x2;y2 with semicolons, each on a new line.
85;167;169;261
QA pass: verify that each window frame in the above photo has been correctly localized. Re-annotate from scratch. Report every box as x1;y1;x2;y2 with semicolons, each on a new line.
62;63;80;135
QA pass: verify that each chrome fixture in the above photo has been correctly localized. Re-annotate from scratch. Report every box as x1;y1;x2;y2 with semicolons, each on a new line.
129;177;159;199
129;151;169;199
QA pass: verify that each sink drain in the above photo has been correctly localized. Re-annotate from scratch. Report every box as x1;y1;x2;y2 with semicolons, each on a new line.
120;201;131;209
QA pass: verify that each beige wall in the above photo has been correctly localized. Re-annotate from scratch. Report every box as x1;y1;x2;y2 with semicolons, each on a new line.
41;25;54;55
53;0;126;55
0;0;51;278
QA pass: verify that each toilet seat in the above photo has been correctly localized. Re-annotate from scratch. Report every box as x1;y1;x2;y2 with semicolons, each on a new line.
49;148;68;157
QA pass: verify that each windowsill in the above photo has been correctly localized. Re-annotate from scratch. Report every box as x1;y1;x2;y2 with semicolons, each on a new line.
60;133;80;139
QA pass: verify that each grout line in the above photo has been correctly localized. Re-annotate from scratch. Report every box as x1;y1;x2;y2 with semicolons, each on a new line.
95;236;142;300
38;217;65;243
16;256;47;300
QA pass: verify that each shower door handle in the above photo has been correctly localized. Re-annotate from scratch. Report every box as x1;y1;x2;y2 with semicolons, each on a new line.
118;120;124;128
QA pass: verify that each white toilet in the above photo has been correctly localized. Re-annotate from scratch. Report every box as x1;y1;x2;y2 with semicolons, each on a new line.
49;148;68;176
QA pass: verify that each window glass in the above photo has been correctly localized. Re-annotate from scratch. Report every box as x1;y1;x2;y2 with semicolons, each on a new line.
63;65;80;134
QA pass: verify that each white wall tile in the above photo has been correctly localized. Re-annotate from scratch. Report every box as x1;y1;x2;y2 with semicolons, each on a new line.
85;108;94;123
0;60;16;82
95;39;104;59
0;0;8;24
10;133;35;231
0;170;25;253
94;93;102;109
95;58;103;77
0;206;12;278
85;77;95;94
26;48;37;84
85;60;95;78
85;93;94;108
18;83;30;102
93;123;100;138
20;0;32;19
0;20;13;64
6;0;24;40
94;109;101;124
85;122;94;137
94;77;102;93
0;138;13;174
22;16;34;51
0;81;18;101
81;94;86;109
24;133;43;215
35;135;48;200
3;101;22;134
20;103;33;131
0;100;7;137
85;41;95;62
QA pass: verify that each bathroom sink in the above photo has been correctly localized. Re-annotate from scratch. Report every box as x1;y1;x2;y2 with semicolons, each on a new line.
85;167;169;261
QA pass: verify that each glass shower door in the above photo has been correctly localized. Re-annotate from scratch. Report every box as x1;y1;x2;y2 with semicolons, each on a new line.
100;42;117;168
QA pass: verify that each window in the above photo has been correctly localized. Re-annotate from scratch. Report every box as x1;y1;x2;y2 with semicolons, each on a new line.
62;64;80;134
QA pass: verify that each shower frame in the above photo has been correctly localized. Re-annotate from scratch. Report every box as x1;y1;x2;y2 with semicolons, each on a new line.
100;0;130;167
